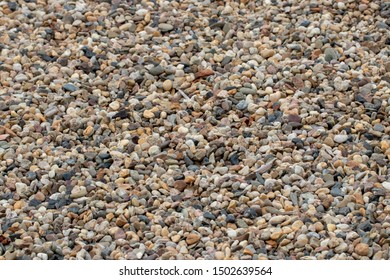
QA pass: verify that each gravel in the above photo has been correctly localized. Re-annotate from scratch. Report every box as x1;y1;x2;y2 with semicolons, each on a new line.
0;0;389;261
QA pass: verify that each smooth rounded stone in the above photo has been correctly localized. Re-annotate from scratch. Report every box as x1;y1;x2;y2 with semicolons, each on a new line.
162;80;173;91
158;23;174;32
330;184;343;197
334;134;348;143
109;101;120;111
373;124;384;132
186;233;200;245
383;182;390;191
236;100;248;110
148;145;161;156
149;65;164;76
333;77;349;92
269;92;281;103
294;234;309;248
334;242;348;254
0;0;388;262
115;228;126;240
214;251;225;260
239;87;257;95
44;107;58;118
355;243;369;256
70;186;87;198
269;216;286;225
291;220;304;231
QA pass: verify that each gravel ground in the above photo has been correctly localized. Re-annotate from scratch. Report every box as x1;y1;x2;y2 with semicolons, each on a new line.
0;0;389;260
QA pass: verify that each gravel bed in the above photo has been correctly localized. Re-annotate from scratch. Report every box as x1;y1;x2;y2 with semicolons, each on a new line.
0;0;389;260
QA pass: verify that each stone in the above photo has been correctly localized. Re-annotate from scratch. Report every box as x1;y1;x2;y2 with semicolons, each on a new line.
186;233;200;245
334;134;348;143
324;47;339;62
269;216;286;225
355;243;369;256
158;23;174;32
214;251;225;260
70;186;87;198
143;110;155;119
149;65;164;76
109;101;120;111
63;83;78;92
383;182;390;190
261;49;275;59
162;80;173;91
148;145;161;156
115;228;126;240
291;220;304;231
15;73;28;82
83;126;94;137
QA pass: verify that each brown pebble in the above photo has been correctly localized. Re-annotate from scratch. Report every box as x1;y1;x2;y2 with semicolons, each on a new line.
355;243;369;256
186;233;200;245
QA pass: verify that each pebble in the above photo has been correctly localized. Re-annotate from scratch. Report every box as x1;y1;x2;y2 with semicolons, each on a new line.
261;49;275;59
148;145;161;156
158;23;174;32
334;135;348;143
162;80;173;91
70;186;87;198
186;234;200;245
355;243;369;256
63;83;78;92
15;73;28;82
324;47;339;62
143;110;155;119
269;216;286;225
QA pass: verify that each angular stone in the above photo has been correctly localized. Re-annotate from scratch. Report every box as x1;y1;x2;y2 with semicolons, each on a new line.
70;186;87;198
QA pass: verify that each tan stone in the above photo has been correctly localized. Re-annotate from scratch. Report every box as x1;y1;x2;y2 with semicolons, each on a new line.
143;110;154;119
355;243;369;256
291;220;304;231
186;233;200;245
14;201;25;209
162;80;173;91
260;49;275;59
214;251;225;260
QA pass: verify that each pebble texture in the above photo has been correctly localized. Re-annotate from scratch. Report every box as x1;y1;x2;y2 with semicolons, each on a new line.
0;0;389;260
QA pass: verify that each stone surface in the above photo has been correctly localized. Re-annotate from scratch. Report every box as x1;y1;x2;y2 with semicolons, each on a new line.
0;0;388;262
